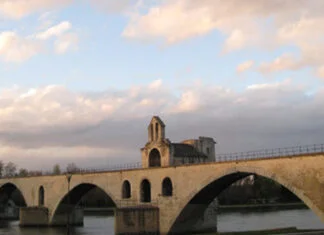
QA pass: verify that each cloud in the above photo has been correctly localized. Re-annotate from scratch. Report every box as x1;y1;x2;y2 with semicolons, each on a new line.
122;0;324;76
259;54;304;74
0;21;78;62
0;143;143;172
0;0;137;19
54;32;78;54
122;0;218;43
90;0;137;13
237;60;254;73
36;21;79;54
0;31;42;62
0;0;72;19
122;0;297;44
36;21;71;40
0;79;324;170
317;65;324;78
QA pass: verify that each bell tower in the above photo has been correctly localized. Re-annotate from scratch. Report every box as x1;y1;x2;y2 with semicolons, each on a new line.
148;116;165;142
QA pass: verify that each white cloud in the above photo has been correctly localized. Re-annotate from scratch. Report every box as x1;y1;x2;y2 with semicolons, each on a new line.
122;0;218;43
0;0;137;19
122;0;324;77
36;21;71;40
54;32;78;54
316;65;324;78
247;79;292;90
148;79;162;90
0;21;78;62
0;31;42;62
122;0;293;44
237;60;254;73
0;0;72;19
259;54;304;74
90;0;137;13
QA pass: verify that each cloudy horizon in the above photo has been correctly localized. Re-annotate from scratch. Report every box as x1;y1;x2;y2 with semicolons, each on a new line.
1;0;324;171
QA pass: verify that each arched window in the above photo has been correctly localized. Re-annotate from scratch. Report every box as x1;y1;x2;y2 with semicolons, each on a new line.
122;180;131;199
39;186;45;206
150;123;154;141
155;123;159;140
162;177;173;196
149;148;161;167
140;179;151;202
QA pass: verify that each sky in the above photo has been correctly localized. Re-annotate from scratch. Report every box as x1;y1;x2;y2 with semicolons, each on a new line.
0;0;324;171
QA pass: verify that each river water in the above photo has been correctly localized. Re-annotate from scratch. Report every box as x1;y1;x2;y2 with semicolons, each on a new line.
0;208;323;235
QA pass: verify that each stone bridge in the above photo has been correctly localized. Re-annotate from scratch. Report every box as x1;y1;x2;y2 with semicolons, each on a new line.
0;153;323;234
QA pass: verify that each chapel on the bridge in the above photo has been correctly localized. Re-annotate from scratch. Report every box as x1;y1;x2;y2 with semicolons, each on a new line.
141;116;216;168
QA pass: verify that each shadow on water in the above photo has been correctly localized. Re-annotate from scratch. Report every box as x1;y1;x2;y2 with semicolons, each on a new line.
0;220;9;228
0;215;116;235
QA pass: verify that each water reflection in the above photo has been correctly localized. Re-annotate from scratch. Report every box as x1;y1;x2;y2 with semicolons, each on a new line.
218;209;324;232
0;209;323;235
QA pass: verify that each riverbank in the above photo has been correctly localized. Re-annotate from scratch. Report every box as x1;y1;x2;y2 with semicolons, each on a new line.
83;207;114;216
218;202;307;212
82;203;306;214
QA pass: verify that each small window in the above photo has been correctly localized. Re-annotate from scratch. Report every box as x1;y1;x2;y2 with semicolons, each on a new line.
155;123;159;140
140;179;151;202
122;180;131;199
162;177;173;196
150;124;154;141
39;186;45;206
207;147;210;154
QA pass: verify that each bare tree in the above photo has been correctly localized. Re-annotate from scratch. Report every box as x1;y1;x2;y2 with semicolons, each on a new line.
53;164;61;175
18;168;29;177
66;163;79;173
28;171;43;176
4;162;17;177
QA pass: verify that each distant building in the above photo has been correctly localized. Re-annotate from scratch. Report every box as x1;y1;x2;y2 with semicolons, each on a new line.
141;116;216;168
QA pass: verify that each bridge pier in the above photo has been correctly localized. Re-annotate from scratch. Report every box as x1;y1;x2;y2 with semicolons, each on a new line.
20;207;84;227
115;206;160;234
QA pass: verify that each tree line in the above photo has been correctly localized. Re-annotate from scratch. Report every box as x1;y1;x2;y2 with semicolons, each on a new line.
0;161;80;178
218;175;300;205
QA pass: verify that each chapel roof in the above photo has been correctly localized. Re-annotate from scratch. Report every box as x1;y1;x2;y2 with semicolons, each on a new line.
148;116;165;127
172;143;207;158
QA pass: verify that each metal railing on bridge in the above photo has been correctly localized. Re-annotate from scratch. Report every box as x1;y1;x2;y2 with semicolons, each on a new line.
172;143;324;166
69;162;142;174
1;143;323;178
215;143;324;163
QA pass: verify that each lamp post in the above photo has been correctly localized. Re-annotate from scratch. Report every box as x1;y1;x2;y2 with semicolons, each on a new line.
66;173;72;235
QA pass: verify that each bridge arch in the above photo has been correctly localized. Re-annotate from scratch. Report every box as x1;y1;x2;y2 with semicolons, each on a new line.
168;165;324;234
50;183;117;225
0;183;27;207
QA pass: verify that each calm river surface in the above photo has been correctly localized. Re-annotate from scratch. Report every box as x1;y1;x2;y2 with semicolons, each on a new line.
0;208;323;235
